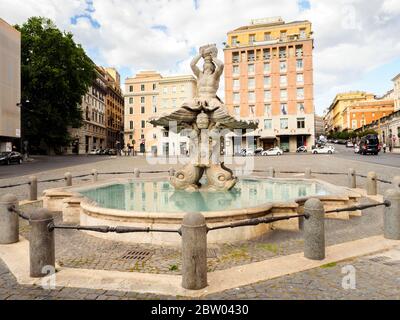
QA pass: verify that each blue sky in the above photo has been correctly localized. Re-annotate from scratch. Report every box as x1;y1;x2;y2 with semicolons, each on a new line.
1;0;400;115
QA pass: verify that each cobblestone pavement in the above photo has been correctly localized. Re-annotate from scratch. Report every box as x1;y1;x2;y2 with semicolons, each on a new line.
1;248;399;300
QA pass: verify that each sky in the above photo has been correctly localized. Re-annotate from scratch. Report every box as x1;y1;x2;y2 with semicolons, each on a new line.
1;0;400;116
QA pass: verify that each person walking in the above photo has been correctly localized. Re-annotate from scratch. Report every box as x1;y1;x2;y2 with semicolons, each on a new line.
383;142;387;153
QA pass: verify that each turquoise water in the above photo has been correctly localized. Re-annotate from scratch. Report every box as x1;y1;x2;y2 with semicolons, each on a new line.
80;179;330;213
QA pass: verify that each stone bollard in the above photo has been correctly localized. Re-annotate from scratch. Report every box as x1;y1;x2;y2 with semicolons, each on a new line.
0;194;19;244
303;198;325;260
133;168;140;178
65;172;72;187
268;167;275;178
383;189;400;240
348;169;356;189
29;176;38;201
392;176;400;191
304;168;312;179
91;169;98;182
29;208;55;278
169;168;176;177
367;171;377;196
181;212;207;290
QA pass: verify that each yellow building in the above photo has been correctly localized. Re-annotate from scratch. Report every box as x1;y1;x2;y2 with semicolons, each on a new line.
124;71;196;155
324;91;375;132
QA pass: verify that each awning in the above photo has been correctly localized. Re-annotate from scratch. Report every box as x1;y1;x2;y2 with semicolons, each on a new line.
276;133;312;137
259;136;277;140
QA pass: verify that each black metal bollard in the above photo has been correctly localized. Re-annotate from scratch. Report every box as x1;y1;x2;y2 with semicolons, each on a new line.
29;209;55;278
181;212;207;290
384;189;400;240
303;198;325;260
0;194;19;244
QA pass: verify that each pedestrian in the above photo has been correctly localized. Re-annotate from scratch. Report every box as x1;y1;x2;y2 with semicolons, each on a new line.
383;143;387;153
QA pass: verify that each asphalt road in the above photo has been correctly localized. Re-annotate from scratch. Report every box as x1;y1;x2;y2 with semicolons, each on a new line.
0;155;112;180
332;143;400;168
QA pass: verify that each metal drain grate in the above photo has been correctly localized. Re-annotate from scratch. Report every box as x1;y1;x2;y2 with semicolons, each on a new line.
120;250;153;262
207;248;218;259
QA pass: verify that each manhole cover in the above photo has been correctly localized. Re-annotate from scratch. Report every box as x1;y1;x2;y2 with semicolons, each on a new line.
120;250;153;262
207;248;218;259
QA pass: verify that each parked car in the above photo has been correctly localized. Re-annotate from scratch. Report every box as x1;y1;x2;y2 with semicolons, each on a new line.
296;146;307;153
262;147;283;156
346;141;354;148
359;134;380;155
89;149;99;155
239;148;254;156
254;147;264;156
354;144;360;153
0;151;23;165
108;149;117;155
312;145;335;154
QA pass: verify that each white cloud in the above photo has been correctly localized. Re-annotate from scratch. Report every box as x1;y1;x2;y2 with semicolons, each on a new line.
1;0;400;114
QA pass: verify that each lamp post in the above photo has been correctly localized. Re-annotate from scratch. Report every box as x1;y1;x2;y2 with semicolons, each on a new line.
16;99;31;160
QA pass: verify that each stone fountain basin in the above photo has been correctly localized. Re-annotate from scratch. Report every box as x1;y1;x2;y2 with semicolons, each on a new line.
42;176;361;246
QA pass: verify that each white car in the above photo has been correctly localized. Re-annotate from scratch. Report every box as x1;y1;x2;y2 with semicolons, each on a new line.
312;145;335;154
262;147;283;156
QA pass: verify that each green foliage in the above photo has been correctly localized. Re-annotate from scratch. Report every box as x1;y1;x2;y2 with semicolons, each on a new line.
16;17;95;153
357;129;378;138
320;262;337;268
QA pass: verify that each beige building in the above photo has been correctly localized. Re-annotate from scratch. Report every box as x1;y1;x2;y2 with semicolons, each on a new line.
67;66;107;154
0;19;20;152
124;71;196;155
224;17;315;152
393;73;400;111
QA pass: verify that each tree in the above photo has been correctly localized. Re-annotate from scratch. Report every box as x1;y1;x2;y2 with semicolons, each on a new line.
16;17;95;154
358;129;378;138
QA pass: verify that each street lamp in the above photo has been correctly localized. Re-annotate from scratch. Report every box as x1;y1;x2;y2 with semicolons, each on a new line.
16;99;32;160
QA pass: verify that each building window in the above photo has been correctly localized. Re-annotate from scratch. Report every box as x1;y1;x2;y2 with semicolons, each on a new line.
297;118;305;129
280;103;288;115
129;134;133;140
280;118;289;129
280;75;287;86
280;31;287;41
297;103;305;114
249;34;256;44
264;119;272;129
153;83;157;90
248;64;255;74
248;92;255;103
248;78;255;89
152;106;157;113
141;84;145;91
141;106;145;114
264;62;270;73
296;45;303;57
141;97;145;103
263;49;271;60
280;89;287;101
234;106;240;116
152;96;157;104
264;32;271;41
141;120;145;128
129;85;133;92
233;65;240;75
129;97;134;104
130;121;134;130
297;88;304;99
172;86;177;93
249;105;255;116
233;93;240;103
232;52;240;64
280;61;287;72
279;47;286;59
264;90;271;102
296;59;304;70
264;104;272;117
264;76;271;87
297;73;304;84
232;36;238;46
129;107;133;114
233;79;240;90
299;28;306;39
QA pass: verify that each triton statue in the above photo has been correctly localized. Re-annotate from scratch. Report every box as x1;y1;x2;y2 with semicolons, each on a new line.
150;44;257;192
